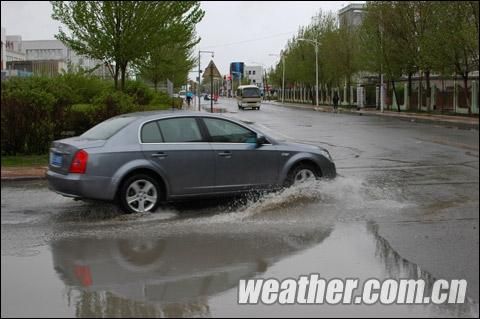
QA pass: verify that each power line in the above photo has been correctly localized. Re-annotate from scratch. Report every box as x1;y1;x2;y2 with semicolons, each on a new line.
199;31;296;50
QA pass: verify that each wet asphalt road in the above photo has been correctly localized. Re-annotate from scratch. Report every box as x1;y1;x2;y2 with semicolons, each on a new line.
1;98;479;317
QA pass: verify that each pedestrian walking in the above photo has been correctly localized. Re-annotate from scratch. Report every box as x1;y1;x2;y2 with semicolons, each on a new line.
186;92;193;108
333;91;339;112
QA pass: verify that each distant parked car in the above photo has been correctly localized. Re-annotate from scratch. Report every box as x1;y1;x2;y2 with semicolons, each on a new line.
47;111;336;214
178;90;186;99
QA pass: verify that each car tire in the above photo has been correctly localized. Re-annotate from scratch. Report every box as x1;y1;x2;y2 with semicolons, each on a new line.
119;174;162;214
285;163;320;187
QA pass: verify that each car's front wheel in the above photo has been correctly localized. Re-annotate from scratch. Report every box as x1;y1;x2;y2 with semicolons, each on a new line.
285;163;320;187
119;174;161;214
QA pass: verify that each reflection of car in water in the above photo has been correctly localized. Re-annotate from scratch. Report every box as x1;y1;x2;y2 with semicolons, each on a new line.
51;227;331;315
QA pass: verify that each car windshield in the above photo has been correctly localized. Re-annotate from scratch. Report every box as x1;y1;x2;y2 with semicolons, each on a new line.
80;116;136;140
243;87;260;98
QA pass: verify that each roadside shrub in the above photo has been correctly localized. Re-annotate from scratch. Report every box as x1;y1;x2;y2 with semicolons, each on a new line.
150;91;183;108
1;75;181;155
59;73;111;104
125;80;154;105
63;104;99;136
92;89;137;123
1;78;56;155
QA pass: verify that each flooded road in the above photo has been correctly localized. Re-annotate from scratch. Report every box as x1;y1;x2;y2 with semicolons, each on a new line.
2;100;479;317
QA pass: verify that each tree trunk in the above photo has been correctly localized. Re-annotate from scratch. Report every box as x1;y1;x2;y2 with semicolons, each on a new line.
407;72;413;111
114;63;120;90
463;72;471;115
120;64;127;91
391;79;400;112
425;70;431;111
377;73;381;110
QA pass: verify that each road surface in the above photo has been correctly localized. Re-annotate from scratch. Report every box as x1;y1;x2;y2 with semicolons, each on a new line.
2;98;479;317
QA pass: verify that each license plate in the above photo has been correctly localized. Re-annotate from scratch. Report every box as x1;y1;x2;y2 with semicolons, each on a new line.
50;152;63;167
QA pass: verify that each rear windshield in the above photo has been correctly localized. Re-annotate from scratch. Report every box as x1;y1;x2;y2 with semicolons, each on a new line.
80;116;136;140
243;87;260;98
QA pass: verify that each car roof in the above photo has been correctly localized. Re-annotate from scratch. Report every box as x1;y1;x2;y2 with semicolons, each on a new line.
116;110;231;121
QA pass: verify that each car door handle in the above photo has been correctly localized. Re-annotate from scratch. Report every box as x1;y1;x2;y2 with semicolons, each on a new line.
151;152;168;158
218;151;232;157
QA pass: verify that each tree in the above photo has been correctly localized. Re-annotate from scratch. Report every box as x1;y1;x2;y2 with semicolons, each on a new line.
423;1;479;114
51;1;204;91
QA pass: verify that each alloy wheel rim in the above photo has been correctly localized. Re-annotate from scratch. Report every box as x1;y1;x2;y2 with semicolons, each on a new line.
126;179;157;213
294;169;315;185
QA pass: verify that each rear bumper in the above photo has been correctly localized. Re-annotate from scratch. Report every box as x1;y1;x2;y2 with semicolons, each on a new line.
241;102;261;107
47;170;116;201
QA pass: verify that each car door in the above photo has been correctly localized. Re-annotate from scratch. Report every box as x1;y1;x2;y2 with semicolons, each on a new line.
201;117;279;192
140;117;215;196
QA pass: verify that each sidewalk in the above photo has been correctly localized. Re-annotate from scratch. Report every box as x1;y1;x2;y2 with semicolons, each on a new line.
263;100;479;130
1;166;47;181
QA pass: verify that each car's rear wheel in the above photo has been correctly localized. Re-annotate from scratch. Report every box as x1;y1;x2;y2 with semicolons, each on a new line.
119;174;161;214
285;163;320;187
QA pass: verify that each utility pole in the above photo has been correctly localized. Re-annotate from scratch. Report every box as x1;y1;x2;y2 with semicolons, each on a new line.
269;52;285;103
282;52;285;103
210;62;214;113
298;38;320;107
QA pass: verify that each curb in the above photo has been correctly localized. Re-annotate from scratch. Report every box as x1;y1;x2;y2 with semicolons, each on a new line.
1;175;46;182
264;101;479;130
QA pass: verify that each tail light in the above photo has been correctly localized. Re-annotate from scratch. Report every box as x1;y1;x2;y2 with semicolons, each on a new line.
69;149;88;174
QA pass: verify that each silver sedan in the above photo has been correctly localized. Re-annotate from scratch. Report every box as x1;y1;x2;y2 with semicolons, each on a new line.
47;111;336;214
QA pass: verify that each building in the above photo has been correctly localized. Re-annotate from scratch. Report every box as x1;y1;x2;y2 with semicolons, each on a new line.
7;60;66;78
1;26;109;78
229;62;244;80
1;30;26;70
338;3;366;29
1;27;5;69
244;65;263;87
22;40;108;78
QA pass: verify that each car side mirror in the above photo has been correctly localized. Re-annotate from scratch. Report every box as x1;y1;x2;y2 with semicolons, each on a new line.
256;135;268;147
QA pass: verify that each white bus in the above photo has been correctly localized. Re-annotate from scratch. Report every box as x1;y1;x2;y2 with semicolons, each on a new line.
236;85;261;110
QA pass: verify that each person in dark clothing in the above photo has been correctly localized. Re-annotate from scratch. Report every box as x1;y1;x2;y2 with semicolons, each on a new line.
333;91;340;112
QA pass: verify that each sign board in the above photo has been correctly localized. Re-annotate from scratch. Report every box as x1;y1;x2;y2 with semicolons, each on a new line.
167;79;173;97
202;60;222;79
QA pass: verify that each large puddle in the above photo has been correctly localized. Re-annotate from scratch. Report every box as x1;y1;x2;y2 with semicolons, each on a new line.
2;222;478;317
1;177;478;317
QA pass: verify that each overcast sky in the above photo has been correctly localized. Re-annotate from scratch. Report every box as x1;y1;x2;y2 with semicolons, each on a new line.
1;1;364;78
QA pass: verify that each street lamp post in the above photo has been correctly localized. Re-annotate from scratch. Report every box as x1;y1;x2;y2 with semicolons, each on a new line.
198;50;214;111
269;52;285;103
298;38;319;107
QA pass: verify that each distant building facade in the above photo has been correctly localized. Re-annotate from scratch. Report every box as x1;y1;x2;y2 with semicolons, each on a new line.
338;3;366;29
230;62;244;80
1;26;109;78
243;65;263;87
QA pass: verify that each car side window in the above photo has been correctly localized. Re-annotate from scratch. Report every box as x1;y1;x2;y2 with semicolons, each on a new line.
141;121;163;143
157;117;203;143
203;118;256;143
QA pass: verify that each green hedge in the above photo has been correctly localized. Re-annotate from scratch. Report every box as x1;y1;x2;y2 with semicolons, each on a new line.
1;75;182;155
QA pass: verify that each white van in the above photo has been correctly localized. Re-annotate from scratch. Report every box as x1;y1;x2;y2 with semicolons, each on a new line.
236;85;261;110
